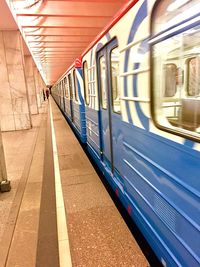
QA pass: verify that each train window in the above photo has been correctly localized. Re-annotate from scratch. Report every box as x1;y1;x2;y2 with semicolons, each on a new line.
59;83;61;96
151;0;200;139
110;47;121;113
164;64;177;97
73;69;78;102
63;81;65;96
83;61;89;105
68;74;73;100
64;77;69;98
187;57;200;96
99;56;107;109
60;82;62;96
62;80;65;96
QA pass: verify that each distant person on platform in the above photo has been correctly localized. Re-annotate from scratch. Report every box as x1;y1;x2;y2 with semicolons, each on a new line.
46;89;49;100
43;89;46;101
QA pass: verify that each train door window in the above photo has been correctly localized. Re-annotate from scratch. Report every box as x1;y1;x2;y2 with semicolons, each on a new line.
73;69;78;102
62;80;65;96
59;83;61;96
99;56;107;109
63;81;65;96
187;57;200;96
60;81;62;95
151;0;200;140
164;64;177;97
68;74;73;100
64;77;69;98
59;82;61;95
110;47;121;113
83;61;89;105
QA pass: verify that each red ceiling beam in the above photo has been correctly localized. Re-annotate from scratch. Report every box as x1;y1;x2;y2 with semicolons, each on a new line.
30;45;86;48
17;14;110;18
25;34;96;37
28;41;88;43
22;26;102;29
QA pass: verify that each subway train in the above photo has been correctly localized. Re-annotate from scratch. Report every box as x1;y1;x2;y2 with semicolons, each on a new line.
52;0;200;266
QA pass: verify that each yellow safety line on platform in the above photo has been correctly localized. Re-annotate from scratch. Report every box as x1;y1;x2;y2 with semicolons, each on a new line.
49;101;72;267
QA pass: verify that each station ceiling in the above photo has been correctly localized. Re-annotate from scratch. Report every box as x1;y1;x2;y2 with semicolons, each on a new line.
3;0;128;85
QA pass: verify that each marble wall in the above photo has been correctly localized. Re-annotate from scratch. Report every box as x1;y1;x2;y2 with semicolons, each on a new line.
0;31;31;131
39;74;45;103
24;56;38;115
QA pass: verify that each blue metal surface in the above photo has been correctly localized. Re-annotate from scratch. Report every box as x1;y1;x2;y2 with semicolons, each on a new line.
77;68;87;143
87;119;200;267
121;122;200;267
85;106;100;154
64;97;71;118
69;99;74;121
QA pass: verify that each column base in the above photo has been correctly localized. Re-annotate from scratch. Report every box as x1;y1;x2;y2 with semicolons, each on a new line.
0;180;11;192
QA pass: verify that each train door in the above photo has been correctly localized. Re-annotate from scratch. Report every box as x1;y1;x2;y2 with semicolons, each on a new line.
62;80;66;112
68;73;74;122
97;38;121;172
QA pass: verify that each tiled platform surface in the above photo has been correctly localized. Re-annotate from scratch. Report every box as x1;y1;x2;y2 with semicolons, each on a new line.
51;100;150;267
0;104;46;242
0;98;150;267
0;104;47;267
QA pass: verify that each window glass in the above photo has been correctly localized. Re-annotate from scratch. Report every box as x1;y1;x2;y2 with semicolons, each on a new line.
60;81;63;96
64;77;69;98
68;74;73;100
152;1;200;136
153;0;199;35
73;69;78;101
59;83;61;96
164;64;177;97
187;57;200;96
83;61;89;105
62;80;65;96
110;48;121;113
99;56;107;109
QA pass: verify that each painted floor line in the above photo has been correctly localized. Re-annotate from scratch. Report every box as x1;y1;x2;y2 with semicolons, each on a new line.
49;101;72;267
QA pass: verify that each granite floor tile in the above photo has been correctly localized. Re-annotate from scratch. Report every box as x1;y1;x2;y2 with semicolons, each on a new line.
60;167;95;178
67;206;149;267
58;153;94;172
6;231;38;267
63;180;112;213
60;172;97;186
14;209;40;233
20;183;42;211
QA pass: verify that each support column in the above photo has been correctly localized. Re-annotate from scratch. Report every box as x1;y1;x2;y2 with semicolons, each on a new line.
33;66;42;108
24;56;38;115
0;30;31;131
0;125;11;192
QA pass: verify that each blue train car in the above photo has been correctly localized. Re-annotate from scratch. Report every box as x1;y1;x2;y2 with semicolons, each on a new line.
52;59;86;143
53;0;200;266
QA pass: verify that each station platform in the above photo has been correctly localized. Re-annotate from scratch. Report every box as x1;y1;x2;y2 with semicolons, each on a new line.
0;98;151;267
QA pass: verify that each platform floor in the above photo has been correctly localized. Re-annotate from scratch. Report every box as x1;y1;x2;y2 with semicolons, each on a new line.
0;98;150;267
